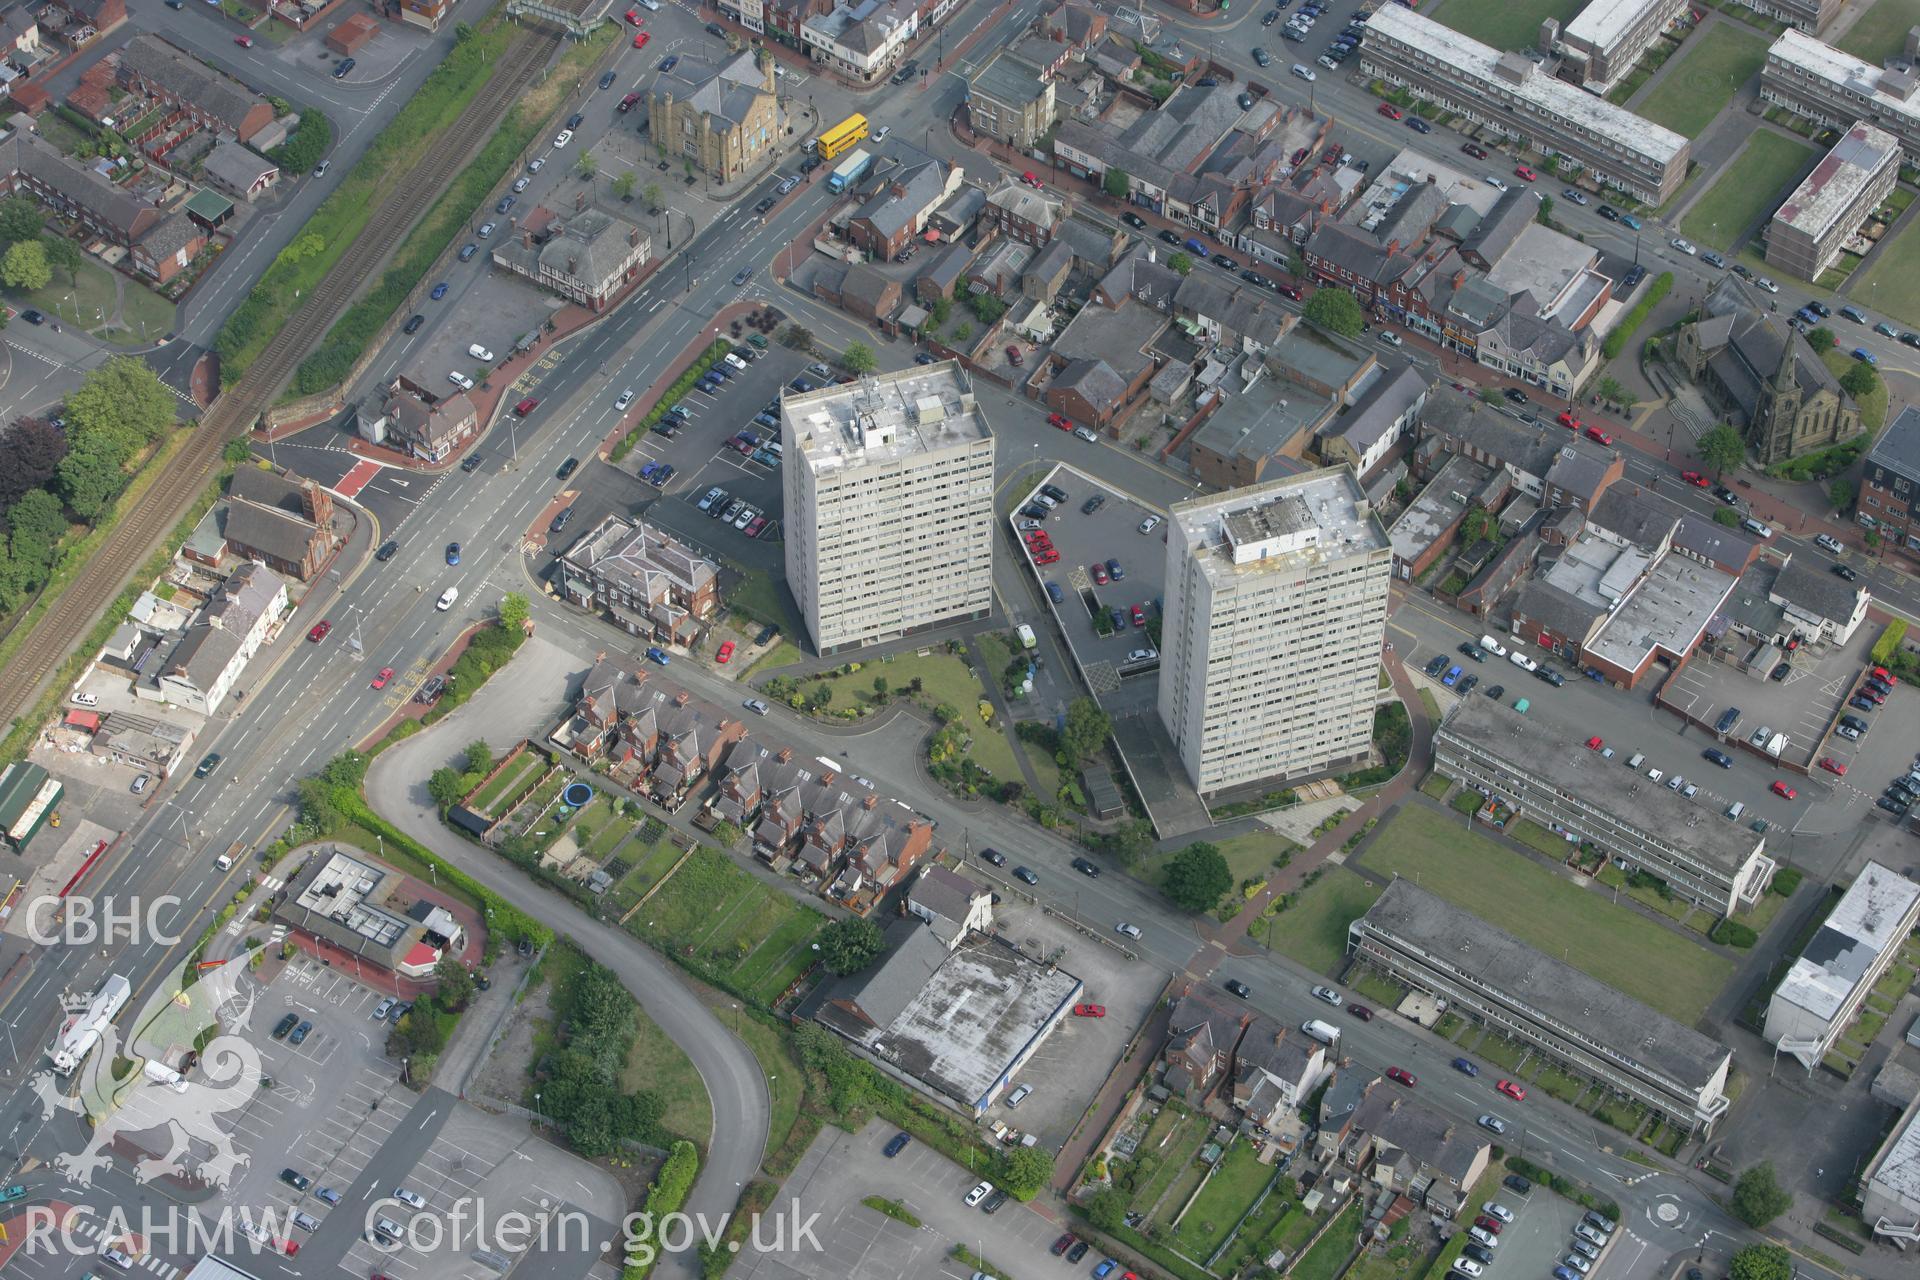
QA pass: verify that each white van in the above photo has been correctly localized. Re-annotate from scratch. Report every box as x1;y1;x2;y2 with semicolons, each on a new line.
1292;64;1316;81
215;852;235;872
1300;1019;1340;1044
467;343;494;362
436;586;459;611
1725;801;1745;821
1478;633;1509;659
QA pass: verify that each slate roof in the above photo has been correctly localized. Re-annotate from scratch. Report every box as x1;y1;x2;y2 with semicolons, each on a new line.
909;864;985;934
138;211;201;261
1307;221;1417;287
1868;406;1920;486
1345;1079;1488;1184
119;34;267;136
2;131;161;241
1052;357;1128;409
854;160;950;239
1322;364;1427;454
202;138;277;192
203;561;282;635
1544;442;1616;503
1514;578;1608;638
159;623;243;693
656;51;771;128
1460;187;1536;268
1773;555;1863;624
1695;279;1846;420
1587;486;1678;551
986;179;1063;229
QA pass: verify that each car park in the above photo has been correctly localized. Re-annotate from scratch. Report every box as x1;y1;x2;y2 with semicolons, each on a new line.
1467;1227;1499;1249
963;1182;993;1207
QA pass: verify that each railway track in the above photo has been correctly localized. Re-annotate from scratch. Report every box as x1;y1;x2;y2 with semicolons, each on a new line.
0;30;560;736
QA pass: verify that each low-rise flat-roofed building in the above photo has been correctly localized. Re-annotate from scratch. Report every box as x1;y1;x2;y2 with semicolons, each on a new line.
1766;122;1900;282
1552;0;1689;96
1351;878;1734;1135
1864;1089;1920;1247
1158;468;1392;796
1761;30;1920;165
1360;6;1689;204
782;362;996;654
1434;696;1773;912
1727;0;1841;34
1765;862;1920;1070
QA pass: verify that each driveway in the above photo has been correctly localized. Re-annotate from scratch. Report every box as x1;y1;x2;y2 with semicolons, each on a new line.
363;642;767;1279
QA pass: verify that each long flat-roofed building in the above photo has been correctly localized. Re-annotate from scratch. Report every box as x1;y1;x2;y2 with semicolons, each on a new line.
1158;468;1391;796
782;361;996;655
1433;696;1773;914
1552;0;1688;96
1766;121;1900;281
1350;878;1733;1135
1864;1090;1920;1247
1732;0;1843;39
1360;5;1689;204
1761;30;1920;165
1765;861;1920;1070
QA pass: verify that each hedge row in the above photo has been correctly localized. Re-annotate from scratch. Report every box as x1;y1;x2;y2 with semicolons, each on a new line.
1506;1157;1621;1222
627;1141;700;1279
610;341;731;461
1601;272;1672;359
269;110;333;177
1872;618;1907;665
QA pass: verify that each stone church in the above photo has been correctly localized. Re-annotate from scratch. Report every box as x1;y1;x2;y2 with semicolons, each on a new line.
1675;279;1860;466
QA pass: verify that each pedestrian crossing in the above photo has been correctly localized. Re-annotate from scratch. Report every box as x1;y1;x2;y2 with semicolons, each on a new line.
61;1217;182;1280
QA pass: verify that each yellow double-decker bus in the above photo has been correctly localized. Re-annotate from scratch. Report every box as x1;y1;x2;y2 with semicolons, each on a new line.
814;113;869;161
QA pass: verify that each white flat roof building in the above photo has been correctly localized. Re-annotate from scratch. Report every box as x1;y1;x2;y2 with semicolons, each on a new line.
1362;5;1689;203
1556;0;1688;95
1767;120;1901;280
782;361;996;655
1761;30;1920;163
1158;468;1391;796
1765;861;1920;1070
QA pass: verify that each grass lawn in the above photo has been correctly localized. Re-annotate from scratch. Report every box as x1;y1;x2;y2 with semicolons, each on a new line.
1292;1201;1362;1280
1268;868;1387;974
622;847;824;1008
1820;346;1889;432
1679;133;1816;252
745;638;803;677
1360;807;1734;1022
7;254;176;343
728;570;803;638
470;751;545;814
1839;0;1919;64
1636;26;1769;138
732;1014;804;1164
804;649;1023;782
1170;1140;1277;1258
1420;775;1453;801
1852;219;1920;331
1149;827;1296;886
1508;818;1574;859
619;1003;714;1148
1133;1110;1209;1221
1437;0;1584;49
1474;1033;1529;1071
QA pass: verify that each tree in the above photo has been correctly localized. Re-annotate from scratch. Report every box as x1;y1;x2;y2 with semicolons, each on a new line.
642;181;662;208
7;488;64;578
1535;194;1554;226
1085;1187;1127;1233
1162;841;1232;912
296;777;344;833
2;239;50;291
1166;251;1194;275
498;592;529;632
1102;168;1130;199
871;675;888;700
39;236;82;288
1829;478;1855;512
710;820;744;848
1697;422;1746;477
999;1146;1054;1201
1729;1245;1791;1280
967;292;1007;324
611;170;638;201
433;955;476;1011
817;918;886;974
1840;360;1879;399
1713;507;1741;528
1804;326;1836;354
811;682;833;708
928;295;952;325
576;149;598;179
0;196;42;246
1100;818;1156;866
1060;697;1112;765
0;417;67;513
56;436;132;522
428;767;467;809
1478;387;1503;405
464;740;494;775
1594;375;1628;407
1731;1162;1792;1228
842;341;877;375
67;357;177;447
782;323;814;350
1303;287;1364;337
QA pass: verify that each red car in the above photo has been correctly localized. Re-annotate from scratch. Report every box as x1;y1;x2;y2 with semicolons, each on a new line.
1277;283;1303;300
1378;103;1404;120
1072;1003;1105;1017
1771;781;1798;800
716;641;735;664
1461;142;1488;159
634;31;650;47
307;620;332;643
1048;413;1073;430
1021;171;1043;189
1006;345;1024;366
1514;165;1537;182
1585;736;1604;751
1585;425;1614;446
1496;1079;1526;1101
1131;605;1146;627
1473;1216;1504;1236
1873;665;1898;686
1033;550;1059;565
1090;562;1109;585
1682;470;1709;487
1385;1067;1417;1087
1556;409;1581;429
625;6;641;21
514;397;540;416
371;667;394;690
235;34;254;47
1818;756;1847;775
